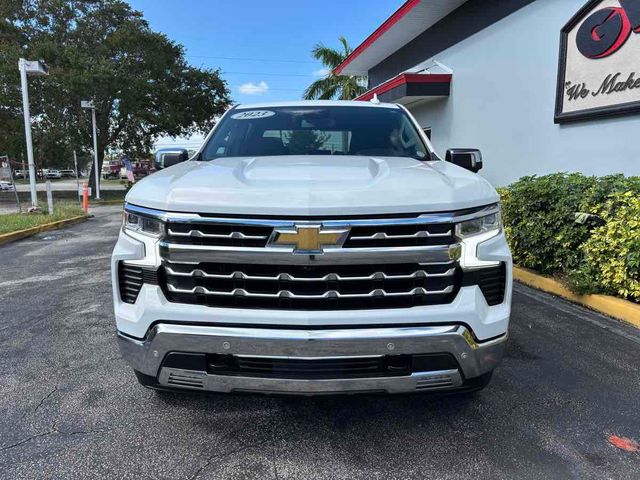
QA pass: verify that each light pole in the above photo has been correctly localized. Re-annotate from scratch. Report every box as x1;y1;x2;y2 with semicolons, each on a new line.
18;58;49;208
81;100;100;199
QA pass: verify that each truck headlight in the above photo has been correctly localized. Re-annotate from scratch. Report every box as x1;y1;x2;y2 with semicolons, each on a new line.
455;211;502;239
456;208;502;269
123;210;164;237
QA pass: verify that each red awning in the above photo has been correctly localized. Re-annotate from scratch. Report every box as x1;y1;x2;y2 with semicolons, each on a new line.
356;72;452;105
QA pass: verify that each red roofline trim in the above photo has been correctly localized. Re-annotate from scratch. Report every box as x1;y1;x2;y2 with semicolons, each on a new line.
355;73;452;101
334;0;421;75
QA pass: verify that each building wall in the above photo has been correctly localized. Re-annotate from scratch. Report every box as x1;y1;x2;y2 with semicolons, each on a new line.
368;0;536;88
407;0;640;186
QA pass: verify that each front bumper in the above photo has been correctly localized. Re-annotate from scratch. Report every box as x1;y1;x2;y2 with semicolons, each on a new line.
118;323;507;395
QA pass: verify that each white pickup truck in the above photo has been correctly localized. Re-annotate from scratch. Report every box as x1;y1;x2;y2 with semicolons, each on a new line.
111;100;512;395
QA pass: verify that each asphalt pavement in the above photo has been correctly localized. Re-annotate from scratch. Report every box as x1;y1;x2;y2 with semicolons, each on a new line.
0;205;638;480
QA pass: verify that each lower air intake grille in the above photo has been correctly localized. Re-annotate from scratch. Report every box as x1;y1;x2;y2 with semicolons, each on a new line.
167;371;205;389
462;264;507;306
118;262;158;304
478;264;507;306
415;374;455;390
207;355;412;379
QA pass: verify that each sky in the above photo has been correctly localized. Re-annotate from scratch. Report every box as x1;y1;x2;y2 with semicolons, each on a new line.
126;0;404;149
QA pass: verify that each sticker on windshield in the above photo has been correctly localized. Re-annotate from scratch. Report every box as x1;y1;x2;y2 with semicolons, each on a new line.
231;110;276;120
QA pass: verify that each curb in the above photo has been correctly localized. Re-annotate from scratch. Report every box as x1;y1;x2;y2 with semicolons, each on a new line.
514;266;640;328
0;215;89;246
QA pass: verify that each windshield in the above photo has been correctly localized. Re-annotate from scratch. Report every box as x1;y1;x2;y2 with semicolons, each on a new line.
201;106;430;161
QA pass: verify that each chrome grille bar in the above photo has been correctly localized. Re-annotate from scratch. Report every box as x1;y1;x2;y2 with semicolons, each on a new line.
167;229;268;240
166;284;455;299
349;230;452;241
164;265;456;282
159;243;458;265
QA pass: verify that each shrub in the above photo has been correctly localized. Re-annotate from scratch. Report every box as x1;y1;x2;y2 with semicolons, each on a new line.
499;173;596;274
499;173;640;302
569;191;640;301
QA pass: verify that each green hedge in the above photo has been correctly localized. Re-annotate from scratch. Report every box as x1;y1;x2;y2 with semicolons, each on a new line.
498;173;640;302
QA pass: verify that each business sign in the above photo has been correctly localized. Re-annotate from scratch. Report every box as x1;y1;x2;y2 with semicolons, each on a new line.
555;0;640;123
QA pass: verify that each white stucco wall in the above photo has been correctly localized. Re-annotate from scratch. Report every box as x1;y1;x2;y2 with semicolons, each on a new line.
409;0;640;186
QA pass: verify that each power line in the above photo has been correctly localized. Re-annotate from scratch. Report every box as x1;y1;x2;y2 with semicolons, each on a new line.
223;71;316;77
247;88;302;92
187;55;319;64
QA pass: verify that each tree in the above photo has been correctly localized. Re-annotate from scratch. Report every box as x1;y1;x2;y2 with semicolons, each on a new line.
0;0;29;162
303;37;367;100
1;0;231;186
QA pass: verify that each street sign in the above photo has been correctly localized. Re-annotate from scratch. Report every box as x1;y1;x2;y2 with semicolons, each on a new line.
81;100;94;109
22;59;49;76
1;158;9;180
78;186;92;196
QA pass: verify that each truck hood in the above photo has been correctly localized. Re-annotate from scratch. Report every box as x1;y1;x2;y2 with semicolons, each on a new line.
126;156;499;216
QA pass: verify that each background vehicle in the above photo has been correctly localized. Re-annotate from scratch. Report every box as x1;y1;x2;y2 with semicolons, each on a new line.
45;170;62;179
60;169;77;178
112;101;512;396
102;161;121;179
0;180;14;191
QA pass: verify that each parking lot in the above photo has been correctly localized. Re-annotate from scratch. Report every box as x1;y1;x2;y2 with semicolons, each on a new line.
0;205;639;480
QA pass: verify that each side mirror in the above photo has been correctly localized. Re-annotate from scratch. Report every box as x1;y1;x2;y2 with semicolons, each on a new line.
445;148;483;173
154;148;189;170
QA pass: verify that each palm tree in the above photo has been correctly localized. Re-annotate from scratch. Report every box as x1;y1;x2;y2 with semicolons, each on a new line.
303;37;367;100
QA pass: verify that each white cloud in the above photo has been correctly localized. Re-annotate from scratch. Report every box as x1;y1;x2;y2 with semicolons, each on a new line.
312;68;331;77
238;81;269;95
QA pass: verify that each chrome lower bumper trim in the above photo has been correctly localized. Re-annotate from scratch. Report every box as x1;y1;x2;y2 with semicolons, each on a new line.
158;368;463;395
117;324;507;395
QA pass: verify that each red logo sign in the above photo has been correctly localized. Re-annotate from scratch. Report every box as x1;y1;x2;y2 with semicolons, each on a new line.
577;0;640;58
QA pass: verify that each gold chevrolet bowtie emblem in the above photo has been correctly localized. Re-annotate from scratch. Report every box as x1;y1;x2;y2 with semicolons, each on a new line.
270;225;350;253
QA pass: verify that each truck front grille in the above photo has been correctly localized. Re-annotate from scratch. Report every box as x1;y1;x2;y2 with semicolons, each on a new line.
344;223;454;248
164;220;455;249
165;222;272;247
148;207;505;311
161;261;461;310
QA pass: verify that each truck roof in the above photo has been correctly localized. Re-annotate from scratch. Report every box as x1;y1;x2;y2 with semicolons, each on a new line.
234;100;400;110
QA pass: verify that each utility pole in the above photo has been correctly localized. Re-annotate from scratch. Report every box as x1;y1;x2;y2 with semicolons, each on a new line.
18;59;49;207
73;150;80;199
81;100;101;199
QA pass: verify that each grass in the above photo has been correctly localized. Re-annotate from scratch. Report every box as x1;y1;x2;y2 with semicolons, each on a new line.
0;201;87;235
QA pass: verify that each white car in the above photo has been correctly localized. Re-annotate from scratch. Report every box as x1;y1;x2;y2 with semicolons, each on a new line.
0;180;14;191
45;170;62;179
112;100;512;395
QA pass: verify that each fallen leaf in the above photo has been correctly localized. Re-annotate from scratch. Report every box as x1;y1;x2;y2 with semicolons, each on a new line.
608;435;639;452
